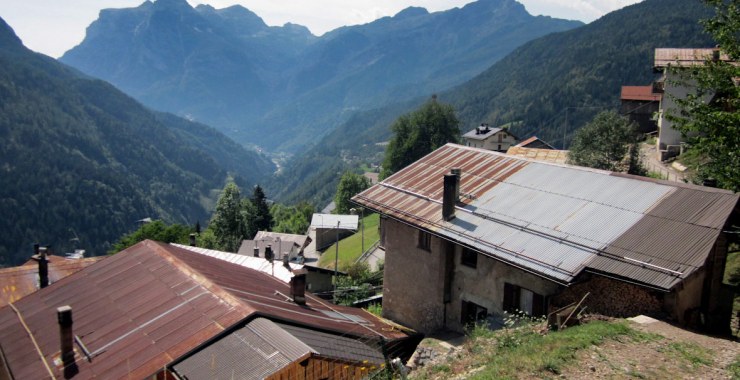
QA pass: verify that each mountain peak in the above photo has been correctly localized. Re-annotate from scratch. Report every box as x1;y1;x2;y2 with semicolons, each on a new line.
152;0;192;10
394;6;429;20
0;16;24;52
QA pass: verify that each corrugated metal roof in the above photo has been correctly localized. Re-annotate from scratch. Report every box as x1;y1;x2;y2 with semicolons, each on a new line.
0;241;409;379
506;146;568;164
620;85;661;101
311;214;359;230
174;243;300;283
0;256;101;307
278;322;385;365
172;318;314;380
0;240;252;379
353;144;738;289
514;136;556;149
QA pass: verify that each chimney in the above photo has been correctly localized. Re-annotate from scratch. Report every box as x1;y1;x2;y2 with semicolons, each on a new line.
57;305;74;366
703;178;717;188
189;233;196;247
253;246;260;257
282;254;290;269
450;168;461;200
712;47;720;62
290;269;308;305
38;246;49;289
265;245;274;263
443;173;457;221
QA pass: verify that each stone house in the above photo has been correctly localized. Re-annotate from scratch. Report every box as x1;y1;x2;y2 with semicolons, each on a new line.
462;123;518;152
352;144;738;335
653;48;734;160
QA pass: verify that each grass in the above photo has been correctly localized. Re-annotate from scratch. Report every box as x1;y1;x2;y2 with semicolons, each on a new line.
318;213;380;269
457;321;657;379
724;249;740;337
727;355;740;379
662;342;713;368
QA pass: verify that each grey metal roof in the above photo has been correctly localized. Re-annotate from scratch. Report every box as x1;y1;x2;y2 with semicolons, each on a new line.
277;322;385;365
353;144;738;290
311;213;359;230
172;318;314;380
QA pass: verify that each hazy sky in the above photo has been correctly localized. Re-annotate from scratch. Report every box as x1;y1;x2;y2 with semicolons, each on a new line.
0;0;642;58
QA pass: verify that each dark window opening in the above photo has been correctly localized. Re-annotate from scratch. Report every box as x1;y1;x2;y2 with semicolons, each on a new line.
418;230;431;251
503;283;545;316
461;247;477;268
461;300;488;327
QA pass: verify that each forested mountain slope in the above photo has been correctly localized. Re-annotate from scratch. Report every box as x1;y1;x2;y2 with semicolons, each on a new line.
0;17;273;265
269;0;716;208
61;0;581;151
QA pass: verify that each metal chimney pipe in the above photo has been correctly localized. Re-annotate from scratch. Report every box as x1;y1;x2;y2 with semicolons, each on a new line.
57;306;74;366
450;168;461;201
443;174;457;221
38;247;49;289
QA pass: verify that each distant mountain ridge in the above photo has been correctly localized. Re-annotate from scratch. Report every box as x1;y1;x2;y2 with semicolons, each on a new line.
0;17;274;265
60;0;582;151
267;0;716;208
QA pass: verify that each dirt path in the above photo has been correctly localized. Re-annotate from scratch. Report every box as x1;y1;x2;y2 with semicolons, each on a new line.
561;316;740;379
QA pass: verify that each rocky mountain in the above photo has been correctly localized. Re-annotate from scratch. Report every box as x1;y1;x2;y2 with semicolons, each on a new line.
268;0;716;207
0;17;273;265
60;0;582;151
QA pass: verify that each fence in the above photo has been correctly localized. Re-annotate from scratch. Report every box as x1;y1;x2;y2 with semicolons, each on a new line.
642;160;685;183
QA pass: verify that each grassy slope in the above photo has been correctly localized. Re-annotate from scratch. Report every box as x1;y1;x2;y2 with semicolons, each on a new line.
318;213;380;269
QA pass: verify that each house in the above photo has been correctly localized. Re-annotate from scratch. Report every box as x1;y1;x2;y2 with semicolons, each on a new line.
514;136;556;150
238;231;311;262
352;144;738;335
620;85;661;134
653;48;735;160
462;123;518;152
0;240;418;379
311;213;359;250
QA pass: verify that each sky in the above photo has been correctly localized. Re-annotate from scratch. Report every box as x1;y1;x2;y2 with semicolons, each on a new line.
0;0;642;58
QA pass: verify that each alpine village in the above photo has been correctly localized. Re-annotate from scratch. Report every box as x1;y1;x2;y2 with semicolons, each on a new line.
0;0;739;379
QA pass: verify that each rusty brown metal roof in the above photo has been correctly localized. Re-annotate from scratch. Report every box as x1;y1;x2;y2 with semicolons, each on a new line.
0;256;102;307
0;240;411;379
620;85;662;101
353;144;738;290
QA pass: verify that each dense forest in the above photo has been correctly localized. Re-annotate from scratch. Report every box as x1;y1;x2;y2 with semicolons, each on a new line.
0;17;273;266
270;0;716;208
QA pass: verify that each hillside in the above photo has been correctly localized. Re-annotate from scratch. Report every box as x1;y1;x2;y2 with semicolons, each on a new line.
270;0;716;208
0;17;273;265
60;0;581;151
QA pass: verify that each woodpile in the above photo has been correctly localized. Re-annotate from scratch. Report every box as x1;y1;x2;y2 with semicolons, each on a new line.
551;275;663;318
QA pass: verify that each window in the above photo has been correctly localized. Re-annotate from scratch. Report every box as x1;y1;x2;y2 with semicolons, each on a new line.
461;247;477;268
461;300;487;326
503;283;545;316
417;230;431;251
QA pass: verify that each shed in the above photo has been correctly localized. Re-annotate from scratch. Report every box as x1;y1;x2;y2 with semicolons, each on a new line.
311;213;359;250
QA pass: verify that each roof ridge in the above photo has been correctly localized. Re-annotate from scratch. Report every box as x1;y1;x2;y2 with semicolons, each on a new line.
146;240;256;315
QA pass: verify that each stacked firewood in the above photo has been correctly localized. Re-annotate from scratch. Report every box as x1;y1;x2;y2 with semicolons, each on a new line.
551;275;662;317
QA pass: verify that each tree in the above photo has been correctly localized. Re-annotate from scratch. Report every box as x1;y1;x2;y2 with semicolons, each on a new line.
209;182;246;252
245;185;272;238
334;172;371;215
271;202;314;235
567;110;637;171
109;220;192;254
669;0;740;191
380;96;460;179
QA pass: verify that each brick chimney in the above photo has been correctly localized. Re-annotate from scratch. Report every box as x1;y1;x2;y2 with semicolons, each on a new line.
290;269;308;305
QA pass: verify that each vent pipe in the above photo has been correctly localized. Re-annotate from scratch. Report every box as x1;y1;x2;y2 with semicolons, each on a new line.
38;246;49;289
443;174;457;221
57;306;74;367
